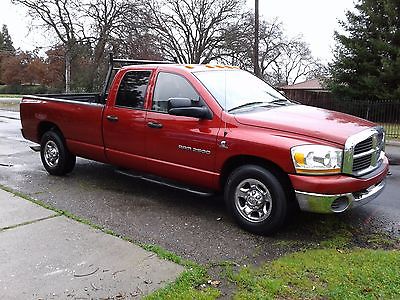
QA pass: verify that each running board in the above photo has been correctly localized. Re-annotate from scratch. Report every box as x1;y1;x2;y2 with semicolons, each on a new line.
30;145;41;152
115;169;214;197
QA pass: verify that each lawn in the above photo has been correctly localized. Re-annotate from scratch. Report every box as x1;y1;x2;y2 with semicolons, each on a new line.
380;123;400;140
0;94;22;98
231;248;400;300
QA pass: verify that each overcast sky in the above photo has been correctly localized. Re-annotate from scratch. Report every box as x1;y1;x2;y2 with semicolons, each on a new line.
0;0;354;63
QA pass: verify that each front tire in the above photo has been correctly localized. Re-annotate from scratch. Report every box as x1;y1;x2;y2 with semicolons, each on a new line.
225;165;288;235
40;130;76;176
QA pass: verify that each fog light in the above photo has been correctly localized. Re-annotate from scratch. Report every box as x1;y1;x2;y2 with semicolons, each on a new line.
331;196;350;213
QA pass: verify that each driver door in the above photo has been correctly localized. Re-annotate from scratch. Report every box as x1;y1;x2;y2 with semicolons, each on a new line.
145;72;219;188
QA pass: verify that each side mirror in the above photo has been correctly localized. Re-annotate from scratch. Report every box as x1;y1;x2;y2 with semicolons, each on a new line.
168;98;212;120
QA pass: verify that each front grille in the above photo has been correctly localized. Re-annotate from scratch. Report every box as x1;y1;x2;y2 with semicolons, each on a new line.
343;127;385;176
354;137;372;155
353;153;372;172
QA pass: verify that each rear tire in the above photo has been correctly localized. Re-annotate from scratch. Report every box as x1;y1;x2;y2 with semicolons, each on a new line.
40;130;76;176
224;165;288;235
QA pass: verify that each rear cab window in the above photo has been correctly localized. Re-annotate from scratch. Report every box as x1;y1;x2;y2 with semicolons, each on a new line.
116;70;152;109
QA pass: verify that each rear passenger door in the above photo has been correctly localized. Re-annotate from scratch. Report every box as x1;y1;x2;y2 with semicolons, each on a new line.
145;72;218;188
103;70;152;171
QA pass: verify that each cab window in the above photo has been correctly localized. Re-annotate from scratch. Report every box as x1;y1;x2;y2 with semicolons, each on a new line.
152;72;203;113
116;71;151;109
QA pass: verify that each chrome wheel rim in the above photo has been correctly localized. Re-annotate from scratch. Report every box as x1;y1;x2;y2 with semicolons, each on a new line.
234;178;272;223
44;140;59;168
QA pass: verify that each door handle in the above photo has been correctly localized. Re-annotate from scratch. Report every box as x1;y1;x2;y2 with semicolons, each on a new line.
106;115;119;122
147;121;163;129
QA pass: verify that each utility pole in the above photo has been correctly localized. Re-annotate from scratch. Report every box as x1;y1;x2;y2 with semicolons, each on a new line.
254;0;261;78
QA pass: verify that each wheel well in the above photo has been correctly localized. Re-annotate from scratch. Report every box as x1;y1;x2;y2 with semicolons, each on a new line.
220;155;296;203
37;122;62;142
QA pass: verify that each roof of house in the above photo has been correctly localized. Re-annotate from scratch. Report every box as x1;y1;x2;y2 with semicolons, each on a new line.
279;79;326;90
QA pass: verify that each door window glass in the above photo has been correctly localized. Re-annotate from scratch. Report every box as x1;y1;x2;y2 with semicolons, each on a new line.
152;72;202;112
116;71;151;109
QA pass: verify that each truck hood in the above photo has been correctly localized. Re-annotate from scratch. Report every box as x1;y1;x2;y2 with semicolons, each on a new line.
234;104;375;145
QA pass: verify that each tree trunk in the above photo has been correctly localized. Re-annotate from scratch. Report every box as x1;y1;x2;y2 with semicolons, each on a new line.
254;0;261;78
65;51;71;93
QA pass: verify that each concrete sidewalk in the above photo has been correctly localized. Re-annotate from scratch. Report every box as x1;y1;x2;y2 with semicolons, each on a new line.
0;189;184;299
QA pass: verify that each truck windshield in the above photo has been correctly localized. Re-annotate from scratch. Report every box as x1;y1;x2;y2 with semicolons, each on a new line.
193;69;290;112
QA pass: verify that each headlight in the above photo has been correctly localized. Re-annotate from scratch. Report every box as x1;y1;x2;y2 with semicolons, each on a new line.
291;145;343;175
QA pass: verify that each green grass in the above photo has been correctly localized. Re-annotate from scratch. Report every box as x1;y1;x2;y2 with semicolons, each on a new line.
0;94;22;98
231;248;400;300
380;123;400;140
138;244;220;299
145;263;220;300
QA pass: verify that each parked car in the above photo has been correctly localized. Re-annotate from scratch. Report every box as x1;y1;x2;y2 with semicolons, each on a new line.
20;55;388;234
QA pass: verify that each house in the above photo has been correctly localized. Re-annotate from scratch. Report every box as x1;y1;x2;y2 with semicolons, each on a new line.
278;78;332;104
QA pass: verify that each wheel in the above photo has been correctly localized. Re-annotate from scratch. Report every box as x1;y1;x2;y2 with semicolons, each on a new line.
224;165;288;235
40;130;76;176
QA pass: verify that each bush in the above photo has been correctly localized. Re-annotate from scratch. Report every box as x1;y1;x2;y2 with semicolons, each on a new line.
0;85;62;95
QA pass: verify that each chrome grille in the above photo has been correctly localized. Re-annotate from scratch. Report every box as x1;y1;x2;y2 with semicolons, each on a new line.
352;153;372;172
354;137;373;155
343;127;385;177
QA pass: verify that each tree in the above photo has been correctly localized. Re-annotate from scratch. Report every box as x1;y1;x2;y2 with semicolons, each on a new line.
0;51;47;85
0;25;15;54
220;14;323;86
269;38;325;86
144;0;245;64
12;0;86;92
82;0;135;90
329;0;400;100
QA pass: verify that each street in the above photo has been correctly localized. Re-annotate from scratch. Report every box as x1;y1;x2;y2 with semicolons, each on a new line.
0;109;399;266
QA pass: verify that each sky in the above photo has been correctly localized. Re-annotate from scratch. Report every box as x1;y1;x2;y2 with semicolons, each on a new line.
0;0;355;63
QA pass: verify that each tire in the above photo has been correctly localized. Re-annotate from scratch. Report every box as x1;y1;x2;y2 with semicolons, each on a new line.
40;130;76;176
224;165;288;235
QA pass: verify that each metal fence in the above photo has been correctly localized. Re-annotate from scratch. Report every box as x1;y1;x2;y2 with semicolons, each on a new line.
297;98;400;139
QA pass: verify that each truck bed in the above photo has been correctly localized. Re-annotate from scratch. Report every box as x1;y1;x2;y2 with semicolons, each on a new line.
28;93;102;104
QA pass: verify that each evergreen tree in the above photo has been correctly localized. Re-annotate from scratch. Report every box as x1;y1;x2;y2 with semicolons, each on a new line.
0;25;15;54
329;0;400;100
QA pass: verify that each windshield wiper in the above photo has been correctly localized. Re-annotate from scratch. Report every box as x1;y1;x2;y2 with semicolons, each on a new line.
228;101;270;112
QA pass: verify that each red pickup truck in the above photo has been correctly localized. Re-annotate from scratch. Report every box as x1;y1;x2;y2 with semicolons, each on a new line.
20;56;388;234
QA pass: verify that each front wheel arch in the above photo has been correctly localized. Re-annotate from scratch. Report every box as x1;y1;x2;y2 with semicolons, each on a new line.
220;155;297;206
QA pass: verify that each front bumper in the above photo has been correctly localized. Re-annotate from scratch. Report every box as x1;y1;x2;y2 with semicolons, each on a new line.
295;179;386;213
291;155;389;214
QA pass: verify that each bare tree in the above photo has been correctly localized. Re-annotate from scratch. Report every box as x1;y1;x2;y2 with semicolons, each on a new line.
144;0;244;64
270;38;325;86
12;0;86;92
83;0;132;89
110;3;162;59
220;14;286;77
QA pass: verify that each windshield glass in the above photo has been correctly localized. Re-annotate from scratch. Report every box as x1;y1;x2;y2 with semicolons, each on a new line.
193;69;289;112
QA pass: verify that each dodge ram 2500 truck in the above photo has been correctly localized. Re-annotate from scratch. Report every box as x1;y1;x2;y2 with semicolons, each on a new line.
20;56;389;234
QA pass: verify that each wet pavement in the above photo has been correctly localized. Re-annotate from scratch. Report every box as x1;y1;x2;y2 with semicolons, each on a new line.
0;110;399;266
0;189;183;299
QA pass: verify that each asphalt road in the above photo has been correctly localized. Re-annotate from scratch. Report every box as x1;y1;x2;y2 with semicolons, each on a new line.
0;109;399;265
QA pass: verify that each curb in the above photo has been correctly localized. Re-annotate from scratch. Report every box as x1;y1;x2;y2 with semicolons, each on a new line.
386;140;400;147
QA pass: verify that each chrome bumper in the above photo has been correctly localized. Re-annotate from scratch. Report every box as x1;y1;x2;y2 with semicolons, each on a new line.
295;180;386;213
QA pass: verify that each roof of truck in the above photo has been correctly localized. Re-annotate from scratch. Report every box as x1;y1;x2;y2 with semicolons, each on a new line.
121;64;241;73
